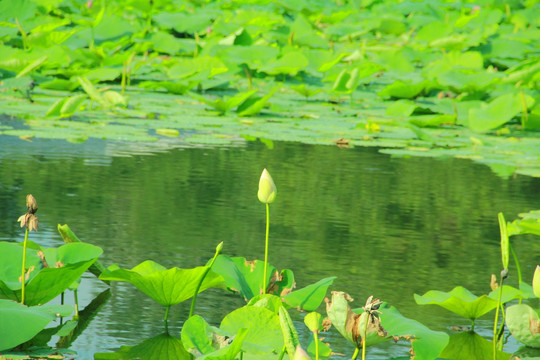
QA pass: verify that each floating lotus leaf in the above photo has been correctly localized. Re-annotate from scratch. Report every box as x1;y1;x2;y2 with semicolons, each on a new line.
0;299;72;352
414;285;524;321
94;333;194;360
506;304;540;348
439;331;512;360
0;241;103;306
99;260;224;307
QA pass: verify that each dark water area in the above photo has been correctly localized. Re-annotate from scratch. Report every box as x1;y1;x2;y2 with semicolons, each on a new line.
0;135;539;359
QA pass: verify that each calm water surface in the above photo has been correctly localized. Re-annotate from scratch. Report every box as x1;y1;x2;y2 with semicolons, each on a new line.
0;135;539;359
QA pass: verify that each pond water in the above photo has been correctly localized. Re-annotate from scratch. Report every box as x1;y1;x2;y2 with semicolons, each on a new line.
0;135;539;359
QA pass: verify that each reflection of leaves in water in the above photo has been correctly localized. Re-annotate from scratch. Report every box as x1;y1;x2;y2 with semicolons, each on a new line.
94;333;193;360
439;331;511;360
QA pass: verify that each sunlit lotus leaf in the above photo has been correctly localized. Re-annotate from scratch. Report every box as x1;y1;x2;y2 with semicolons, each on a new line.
304;312;322;333
140;80;197;95
377;304;449;360
220;305;283;355
0;241;102;306
191;90;257;114
439;331;512;360
94;333;194;360
332;68;359;94
283;277;336;311
99;261;224;307
210;255;277;300
467;92;535;132
259;52;309;76
414;285;524;321
0;299;72;352
325;291;390;348
247;294;284;314
290;84;322;99
379;80;424;99
506;304;540;348
534;265;540;298
237;88;278;117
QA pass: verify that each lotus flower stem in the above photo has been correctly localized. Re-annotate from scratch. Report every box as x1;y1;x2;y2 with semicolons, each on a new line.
352;347;359;360
262;203;270;293
313;331;319;360
164;305;170;333
492;273;505;355
189;242;223;318
509;245;522;303
20;228;29;305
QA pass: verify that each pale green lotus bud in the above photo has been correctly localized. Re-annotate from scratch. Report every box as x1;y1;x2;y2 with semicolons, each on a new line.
258;168;277;204
533;265;540;298
216;241;224;255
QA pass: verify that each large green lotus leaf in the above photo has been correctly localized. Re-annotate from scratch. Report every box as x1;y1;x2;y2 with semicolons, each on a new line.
468;92;535;132
283;276;336;311
0;300;72;352
0;242;42;292
99;261;224;306
258;52;309;76
326;291;390;348
247;294;284;314
378;80;425;99
377;304;449;360
210;255;277;301
506;304;540;348
439;331;512;360
220;305;283;355
181;315;249;360
414;285;523;320
94;333;194;360
0;242;102;306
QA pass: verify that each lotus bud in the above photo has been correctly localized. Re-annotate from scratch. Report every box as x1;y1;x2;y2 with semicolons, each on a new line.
216;241;224;255
257;168;277;204
293;345;311;360
26;194;38;214
533;265;540;298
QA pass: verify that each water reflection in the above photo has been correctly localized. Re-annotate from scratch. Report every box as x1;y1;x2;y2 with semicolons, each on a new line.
0;136;539;358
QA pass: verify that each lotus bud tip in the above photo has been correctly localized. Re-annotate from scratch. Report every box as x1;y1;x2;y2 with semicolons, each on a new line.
216;241;224;254
257;168;277;204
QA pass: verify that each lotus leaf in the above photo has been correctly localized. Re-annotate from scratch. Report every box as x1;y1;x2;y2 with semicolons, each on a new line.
283;277;336;311
0;241;103;306
439;331;512;360
99;261;224;307
0;299;72;352
279;306;300;359
325;291;390;348
377;304;449;360
94;333;194;360
506;304;540;348
414;285;524;321
220;305;283;355
247;294;284;314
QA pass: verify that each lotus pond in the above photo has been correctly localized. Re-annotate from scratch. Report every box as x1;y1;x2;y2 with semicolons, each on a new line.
1;0;540;358
0;136;539;360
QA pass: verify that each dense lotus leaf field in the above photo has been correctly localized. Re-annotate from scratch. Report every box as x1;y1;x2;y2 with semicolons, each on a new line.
0;0;539;177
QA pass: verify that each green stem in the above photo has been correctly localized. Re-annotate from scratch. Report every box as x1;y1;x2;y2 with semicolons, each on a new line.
509;245;522;303
262;203;270;294
520;88;528;129
493;274;505;358
164;305;170;333
362;313;368;360
189;244;221;318
352;347;360;360
74;289;79;318
313;331;319;360
471;319;475;331
21;228;29;305
277;345;286;360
